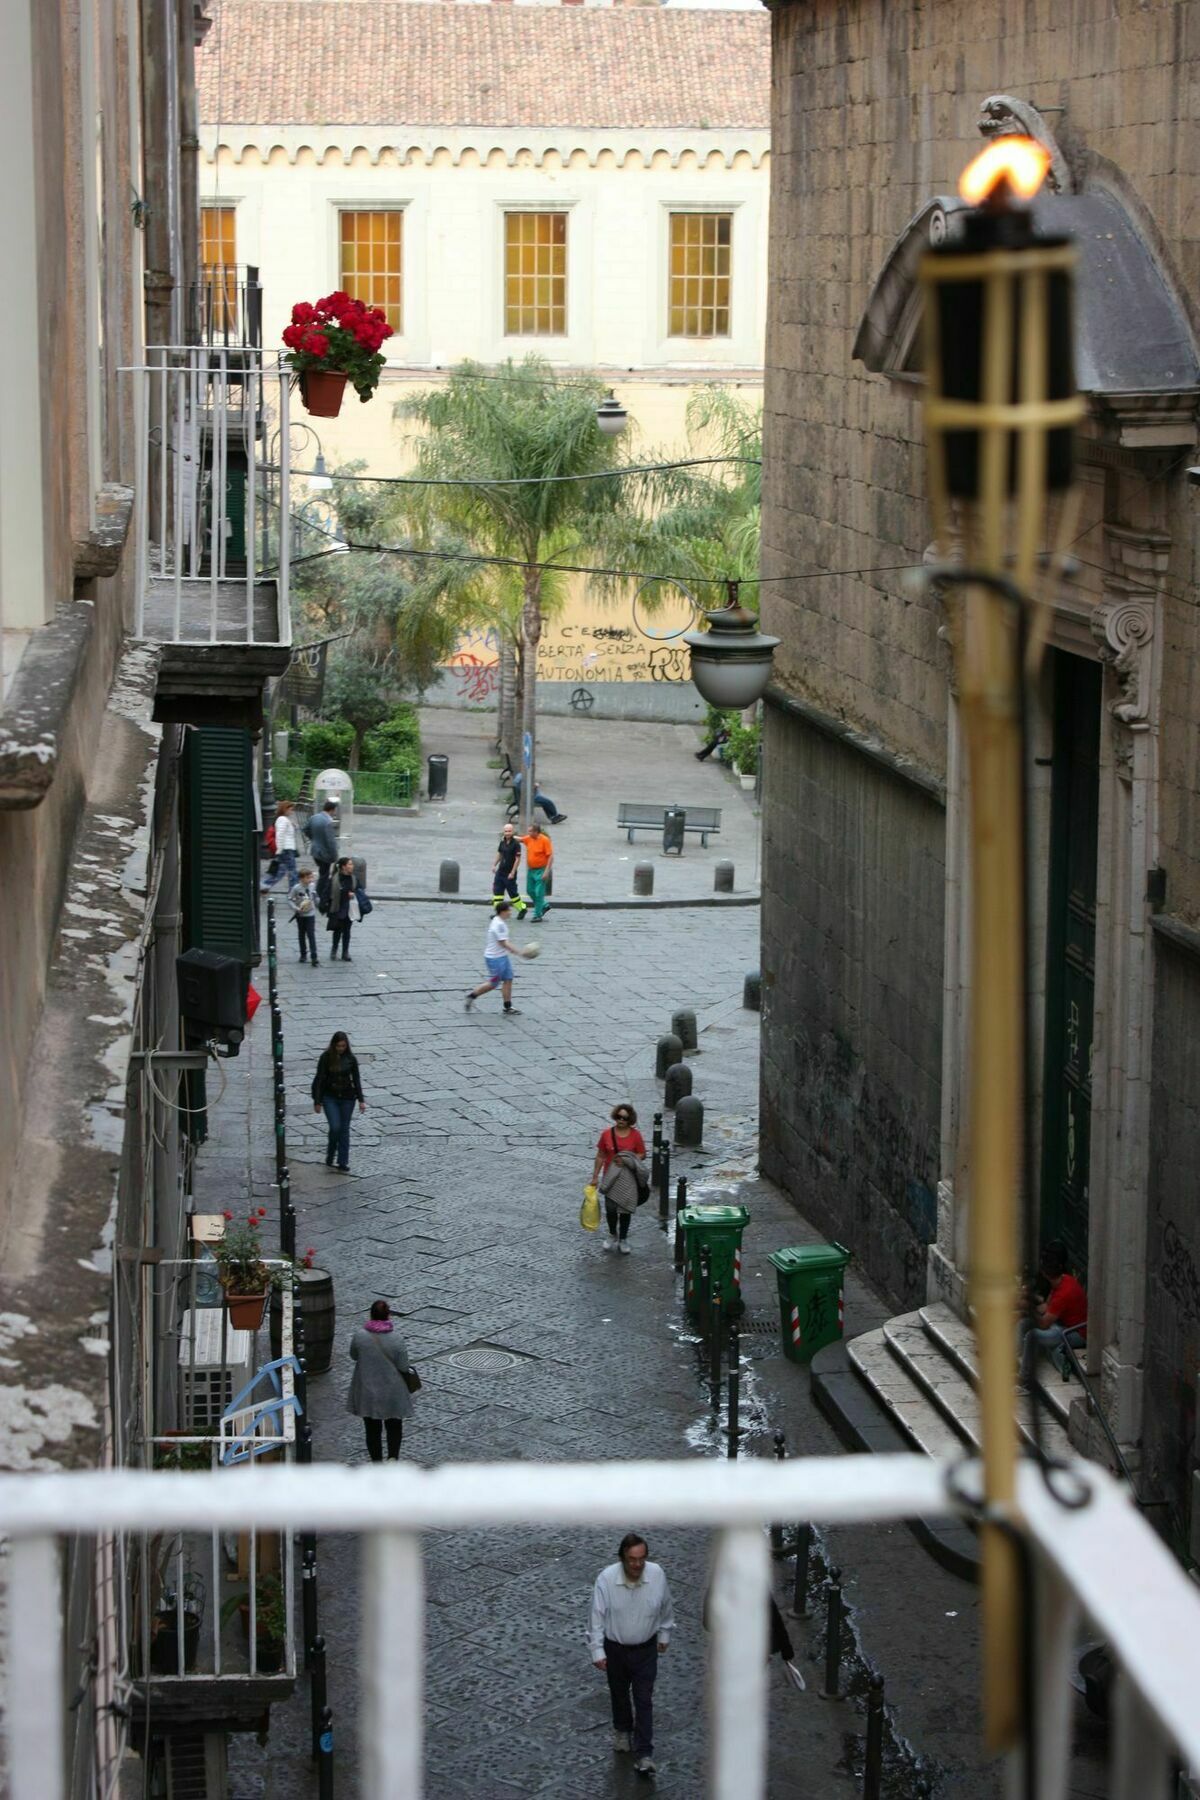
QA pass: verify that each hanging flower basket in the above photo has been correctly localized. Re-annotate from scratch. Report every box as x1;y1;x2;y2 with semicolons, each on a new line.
226;1290;269;1332
299;370;348;419
283;293;393;414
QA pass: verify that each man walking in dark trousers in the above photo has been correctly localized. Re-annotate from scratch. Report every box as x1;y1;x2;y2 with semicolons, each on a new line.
590;1533;674;1778
305;800;339;909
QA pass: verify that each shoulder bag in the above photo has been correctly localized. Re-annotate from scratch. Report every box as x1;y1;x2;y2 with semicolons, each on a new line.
402;1366;422;1394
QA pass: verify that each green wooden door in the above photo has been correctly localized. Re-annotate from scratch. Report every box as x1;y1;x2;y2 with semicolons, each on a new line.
1039;652;1101;1273
182;725;257;963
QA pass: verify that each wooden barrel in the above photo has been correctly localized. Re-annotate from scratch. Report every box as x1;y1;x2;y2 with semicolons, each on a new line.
270;1268;336;1374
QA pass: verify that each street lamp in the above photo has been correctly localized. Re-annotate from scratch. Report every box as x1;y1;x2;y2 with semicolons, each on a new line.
307;450;333;492
919;135;1084;1757
683;581;779;709
596;390;628;436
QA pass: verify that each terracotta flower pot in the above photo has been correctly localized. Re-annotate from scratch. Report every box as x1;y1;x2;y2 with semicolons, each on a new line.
300;370;348;418
226;1291;268;1332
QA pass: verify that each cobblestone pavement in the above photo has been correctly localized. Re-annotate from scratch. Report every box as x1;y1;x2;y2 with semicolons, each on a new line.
340;707;763;905
209;873;1031;1800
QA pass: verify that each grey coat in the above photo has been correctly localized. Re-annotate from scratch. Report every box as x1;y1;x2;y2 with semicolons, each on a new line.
307;811;339;862
347;1327;415;1421
598;1150;648;1216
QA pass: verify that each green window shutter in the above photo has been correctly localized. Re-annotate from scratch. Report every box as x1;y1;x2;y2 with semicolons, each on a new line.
183;726;257;964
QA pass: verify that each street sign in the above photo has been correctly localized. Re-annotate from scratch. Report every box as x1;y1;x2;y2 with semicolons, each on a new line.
523;731;532;768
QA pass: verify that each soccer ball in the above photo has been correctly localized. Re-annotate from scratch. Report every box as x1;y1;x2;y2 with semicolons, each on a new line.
523;941;541;959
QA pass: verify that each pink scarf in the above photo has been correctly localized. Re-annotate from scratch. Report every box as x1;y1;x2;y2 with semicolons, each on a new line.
364;1319;393;1334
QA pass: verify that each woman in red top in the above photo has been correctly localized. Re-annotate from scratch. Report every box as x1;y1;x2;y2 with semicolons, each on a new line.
590;1104;648;1256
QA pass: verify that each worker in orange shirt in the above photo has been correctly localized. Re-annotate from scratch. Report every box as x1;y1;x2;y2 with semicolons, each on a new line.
519;822;554;922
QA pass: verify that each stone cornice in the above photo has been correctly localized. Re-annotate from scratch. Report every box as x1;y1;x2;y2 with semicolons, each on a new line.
201;125;770;172
764;684;946;807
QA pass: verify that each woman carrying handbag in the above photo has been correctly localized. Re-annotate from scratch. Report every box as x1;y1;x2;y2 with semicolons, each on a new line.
347;1300;419;1462
590;1103;649;1256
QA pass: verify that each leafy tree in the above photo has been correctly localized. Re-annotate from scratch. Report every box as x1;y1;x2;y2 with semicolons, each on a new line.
394;358;635;823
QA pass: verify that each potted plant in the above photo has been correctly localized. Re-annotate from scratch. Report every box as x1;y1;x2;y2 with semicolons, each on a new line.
149;1572;205;1675
221;1573;288;1675
728;721;760;789
282;292;393;417
215;1207;277;1332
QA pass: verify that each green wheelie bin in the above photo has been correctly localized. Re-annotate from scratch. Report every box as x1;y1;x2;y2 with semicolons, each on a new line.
770;1243;850;1364
680;1203;751;1322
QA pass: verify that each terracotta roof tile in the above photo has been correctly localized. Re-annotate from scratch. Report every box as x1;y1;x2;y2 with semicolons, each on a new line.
198;1;769;130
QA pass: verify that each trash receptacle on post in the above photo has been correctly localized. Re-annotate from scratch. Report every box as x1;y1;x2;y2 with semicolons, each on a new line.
770;1244;850;1364
427;754;449;801
680;1204;750;1322
662;807;686;855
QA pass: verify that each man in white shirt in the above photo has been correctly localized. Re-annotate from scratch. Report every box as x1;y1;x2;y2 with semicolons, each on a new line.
463;899;533;1016
589;1533;675;1777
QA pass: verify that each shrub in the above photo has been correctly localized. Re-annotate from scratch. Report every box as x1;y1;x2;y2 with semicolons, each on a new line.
294;718;354;769
727;721;760;775
360;704;421;793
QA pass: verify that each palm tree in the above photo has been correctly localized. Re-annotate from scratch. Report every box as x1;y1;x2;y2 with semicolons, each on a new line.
396;358;632;826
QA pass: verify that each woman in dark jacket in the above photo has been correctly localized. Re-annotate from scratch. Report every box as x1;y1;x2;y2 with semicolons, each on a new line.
312;1030;365;1171
347;1300;415;1461
326;856;357;961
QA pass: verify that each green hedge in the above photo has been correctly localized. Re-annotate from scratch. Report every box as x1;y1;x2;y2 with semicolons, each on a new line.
293;719;354;768
360;704;421;793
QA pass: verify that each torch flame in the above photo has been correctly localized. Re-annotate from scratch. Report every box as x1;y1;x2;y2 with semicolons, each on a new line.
958;137;1051;206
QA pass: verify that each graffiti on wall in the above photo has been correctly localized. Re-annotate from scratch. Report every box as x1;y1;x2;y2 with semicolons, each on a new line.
442;620;690;689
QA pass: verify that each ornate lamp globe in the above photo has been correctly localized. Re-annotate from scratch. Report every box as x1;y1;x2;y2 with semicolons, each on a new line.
596;390;628;436
684;595;779;708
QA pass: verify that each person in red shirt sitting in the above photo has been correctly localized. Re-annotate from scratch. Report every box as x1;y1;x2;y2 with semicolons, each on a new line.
1018;1240;1087;1386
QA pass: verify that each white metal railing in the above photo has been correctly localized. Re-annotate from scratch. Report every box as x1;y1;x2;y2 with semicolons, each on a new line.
2;1453;1199;1799
130;345;292;646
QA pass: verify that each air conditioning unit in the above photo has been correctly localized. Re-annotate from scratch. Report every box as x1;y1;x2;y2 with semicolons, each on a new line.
179;1308;253;1431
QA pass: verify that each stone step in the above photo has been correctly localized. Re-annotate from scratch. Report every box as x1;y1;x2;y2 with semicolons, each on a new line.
882;1312;980;1447
917;1302;1075;1459
845;1327;965;1460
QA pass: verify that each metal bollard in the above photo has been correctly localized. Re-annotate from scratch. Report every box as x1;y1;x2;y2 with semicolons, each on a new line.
727;1319;740;1459
316;1705;334;1797
791;1522;811;1616
822;1567;844;1698
310;1633;328;1758
301;1546;318;1670
658;1137;670;1216
655;1033;683;1078
283;1204;297;1261
709;1282;723;1396
863;1673;884;1800
633;862;654;897
438;859;460;894
651;1113;663;1189
770;1433;786;1555
673;1177;687;1271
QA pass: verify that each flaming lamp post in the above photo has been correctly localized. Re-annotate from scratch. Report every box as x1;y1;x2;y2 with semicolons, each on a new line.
919;137;1085;1754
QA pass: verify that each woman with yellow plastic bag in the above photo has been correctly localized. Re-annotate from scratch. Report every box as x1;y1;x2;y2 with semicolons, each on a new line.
580;1184;601;1231
588;1103;649;1255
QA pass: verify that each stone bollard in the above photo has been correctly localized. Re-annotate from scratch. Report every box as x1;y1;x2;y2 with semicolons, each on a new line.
671;1008;698;1053
664;1062;693;1108
714;860;735;894
674;1094;704;1147
438;859;460;894
633;862;654;897
655;1033;683;1078
743;970;762;1011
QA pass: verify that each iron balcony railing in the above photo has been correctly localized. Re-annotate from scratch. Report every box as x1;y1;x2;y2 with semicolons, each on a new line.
193;262;263;350
2;1452;1199;1799
130;345;293;649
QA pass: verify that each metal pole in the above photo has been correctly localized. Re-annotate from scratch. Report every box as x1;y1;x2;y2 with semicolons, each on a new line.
658;1135;670;1217
770;1433;786;1555
301;1546;318;1671
673;1176;687;1271
651;1112;663;1190
863;1673;884;1800
791;1523;811;1618
822;1567;843;1699
279;1165;291;1258
709;1283;722;1399
726;1318;740;1459
316;1706;334;1797
310;1633;327;1759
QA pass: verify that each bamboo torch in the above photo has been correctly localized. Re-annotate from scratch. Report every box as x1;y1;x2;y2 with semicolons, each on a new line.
918;138;1084;1753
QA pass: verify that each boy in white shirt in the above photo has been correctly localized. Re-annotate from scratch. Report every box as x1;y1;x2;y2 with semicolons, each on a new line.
464;901;533;1015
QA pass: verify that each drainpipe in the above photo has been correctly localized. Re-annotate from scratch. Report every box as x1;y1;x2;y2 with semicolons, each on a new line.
140;0;175;348
177;0;199;344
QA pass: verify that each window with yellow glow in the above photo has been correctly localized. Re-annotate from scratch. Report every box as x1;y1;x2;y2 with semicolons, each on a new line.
504;212;567;337
339;211;403;334
668;212;732;339
200;206;238;334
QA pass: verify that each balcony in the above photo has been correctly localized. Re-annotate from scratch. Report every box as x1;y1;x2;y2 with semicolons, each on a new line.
122;1269;300;1736
2;1449;1198;1798
191;262;263;354
131;346;294;730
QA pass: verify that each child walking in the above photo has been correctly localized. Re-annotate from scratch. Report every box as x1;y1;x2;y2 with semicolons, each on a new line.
289;864;320;965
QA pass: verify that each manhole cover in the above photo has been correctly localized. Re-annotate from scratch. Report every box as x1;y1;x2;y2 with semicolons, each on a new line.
446;1346;522;1374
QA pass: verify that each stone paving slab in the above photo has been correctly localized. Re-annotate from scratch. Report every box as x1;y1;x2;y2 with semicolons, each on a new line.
336;706;762;906
214;877;1080;1799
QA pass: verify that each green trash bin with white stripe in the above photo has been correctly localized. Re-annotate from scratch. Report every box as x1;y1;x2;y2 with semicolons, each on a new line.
681;1204;750;1323
770;1243;850;1364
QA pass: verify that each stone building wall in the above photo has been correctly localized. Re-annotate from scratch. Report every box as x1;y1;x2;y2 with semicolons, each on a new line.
760;0;1200;1339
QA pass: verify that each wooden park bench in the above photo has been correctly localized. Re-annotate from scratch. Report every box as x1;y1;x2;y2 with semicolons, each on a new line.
616;802;723;847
